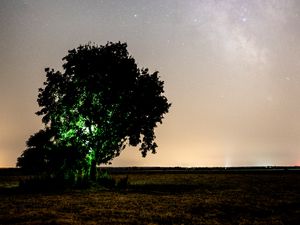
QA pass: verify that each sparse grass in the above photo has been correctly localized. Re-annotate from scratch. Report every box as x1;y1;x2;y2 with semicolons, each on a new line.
0;170;299;224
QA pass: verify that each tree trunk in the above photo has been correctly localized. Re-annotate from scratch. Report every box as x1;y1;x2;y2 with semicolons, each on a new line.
90;159;96;181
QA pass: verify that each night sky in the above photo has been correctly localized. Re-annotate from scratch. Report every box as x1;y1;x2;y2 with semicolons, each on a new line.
1;0;300;167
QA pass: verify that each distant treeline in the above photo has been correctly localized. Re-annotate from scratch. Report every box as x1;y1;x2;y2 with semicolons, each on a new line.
1;166;299;176
101;166;300;174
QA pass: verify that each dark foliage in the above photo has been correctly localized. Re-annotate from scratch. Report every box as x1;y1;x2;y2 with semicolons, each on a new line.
19;176;72;192
97;172;116;188
116;175;129;189
16;129;54;173
17;42;170;180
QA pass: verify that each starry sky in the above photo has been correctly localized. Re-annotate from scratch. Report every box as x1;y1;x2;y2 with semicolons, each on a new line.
1;0;300;167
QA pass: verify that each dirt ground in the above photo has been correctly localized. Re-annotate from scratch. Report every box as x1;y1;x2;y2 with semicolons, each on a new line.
0;169;299;224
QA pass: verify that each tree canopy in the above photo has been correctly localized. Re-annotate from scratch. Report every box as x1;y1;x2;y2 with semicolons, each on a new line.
17;42;170;180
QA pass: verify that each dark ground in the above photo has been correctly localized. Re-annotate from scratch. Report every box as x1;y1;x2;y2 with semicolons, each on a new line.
0;167;299;224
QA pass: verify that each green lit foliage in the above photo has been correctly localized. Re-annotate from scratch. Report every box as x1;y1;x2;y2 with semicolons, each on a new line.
18;42;170;180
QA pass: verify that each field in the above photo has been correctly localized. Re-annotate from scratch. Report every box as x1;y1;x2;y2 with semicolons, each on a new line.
0;168;299;224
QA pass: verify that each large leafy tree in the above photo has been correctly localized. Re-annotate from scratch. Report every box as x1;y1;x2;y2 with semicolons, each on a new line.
18;42;170;180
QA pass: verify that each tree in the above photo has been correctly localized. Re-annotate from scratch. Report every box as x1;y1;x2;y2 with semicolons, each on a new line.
18;42;170;181
17;129;53;173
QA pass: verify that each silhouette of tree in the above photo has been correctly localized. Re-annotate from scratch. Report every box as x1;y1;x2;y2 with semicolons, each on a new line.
17;129;53;173
18;42;170;181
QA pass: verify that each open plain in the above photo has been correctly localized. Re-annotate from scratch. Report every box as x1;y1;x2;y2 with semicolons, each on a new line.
0;168;299;224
